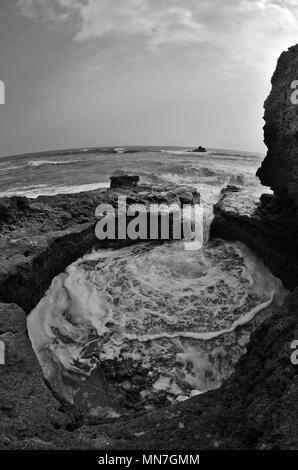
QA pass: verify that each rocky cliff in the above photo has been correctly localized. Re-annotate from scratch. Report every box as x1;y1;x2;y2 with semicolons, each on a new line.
212;43;298;289
257;44;298;205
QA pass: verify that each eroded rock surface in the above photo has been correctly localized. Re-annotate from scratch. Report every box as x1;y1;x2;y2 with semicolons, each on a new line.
257;44;298;205
110;175;139;188
211;187;298;289
0;303;85;449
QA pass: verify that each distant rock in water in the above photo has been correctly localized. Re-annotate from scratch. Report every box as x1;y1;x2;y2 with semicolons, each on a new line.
110;175;140;188
257;44;298;206
191;146;207;153
122;149;141;154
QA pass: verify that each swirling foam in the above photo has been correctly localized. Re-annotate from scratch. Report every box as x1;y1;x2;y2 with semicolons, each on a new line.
27;240;287;415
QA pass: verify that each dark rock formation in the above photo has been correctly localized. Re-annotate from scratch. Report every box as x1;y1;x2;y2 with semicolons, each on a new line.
257;44;298;205
110;175;139;188
191;146;207;153
122;149;141;154
210;188;298;290
0;196;30;223
0;303;87;450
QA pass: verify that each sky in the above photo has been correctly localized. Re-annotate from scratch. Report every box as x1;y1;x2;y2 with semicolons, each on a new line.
0;0;298;157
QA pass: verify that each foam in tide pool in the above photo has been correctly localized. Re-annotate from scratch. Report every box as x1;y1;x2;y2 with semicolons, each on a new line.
27;240;287;417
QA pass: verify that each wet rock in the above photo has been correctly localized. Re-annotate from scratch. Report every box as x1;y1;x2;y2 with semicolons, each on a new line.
211;187;298;289
220;185;242;195
0;196;30;223
191;146;207;153
110;175;139;188
0;200;11;220
121;380;132;391
173;186;200;205
0;302;88;449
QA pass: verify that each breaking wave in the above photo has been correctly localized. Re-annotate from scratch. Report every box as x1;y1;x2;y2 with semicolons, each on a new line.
0;159;85;172
0;182;109;199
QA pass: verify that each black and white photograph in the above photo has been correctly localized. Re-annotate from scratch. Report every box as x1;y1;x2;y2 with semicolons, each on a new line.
0;0;298;462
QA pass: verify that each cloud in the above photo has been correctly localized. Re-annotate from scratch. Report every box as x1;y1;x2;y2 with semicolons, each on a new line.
16;0;209;46
74;0;206;47
17;0;83;21
16;0;298;60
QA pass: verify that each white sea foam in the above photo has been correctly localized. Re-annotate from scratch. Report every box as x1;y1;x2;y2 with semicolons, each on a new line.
27;240;287;414
0;158;85;172
27;159;84;167
0;182;109;198
160;149;212;156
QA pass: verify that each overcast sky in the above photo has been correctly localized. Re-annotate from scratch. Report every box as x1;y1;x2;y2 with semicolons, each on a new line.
0;0;298;156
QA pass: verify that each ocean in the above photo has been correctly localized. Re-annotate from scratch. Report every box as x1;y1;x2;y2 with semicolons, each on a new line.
1;146;287;417
0;146;265;202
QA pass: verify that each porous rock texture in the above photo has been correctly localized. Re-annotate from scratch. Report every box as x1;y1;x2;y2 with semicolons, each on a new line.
110;175;140;188
211;187;298;290
257;44;298;205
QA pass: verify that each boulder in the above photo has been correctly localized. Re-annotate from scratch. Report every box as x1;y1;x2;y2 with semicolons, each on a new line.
0;303;82;449
110;175;140;188
192;146;207;153
0;196;30;223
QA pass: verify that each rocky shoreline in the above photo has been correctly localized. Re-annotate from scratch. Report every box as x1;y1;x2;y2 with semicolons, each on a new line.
0;182;199;313
1;45;298;449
